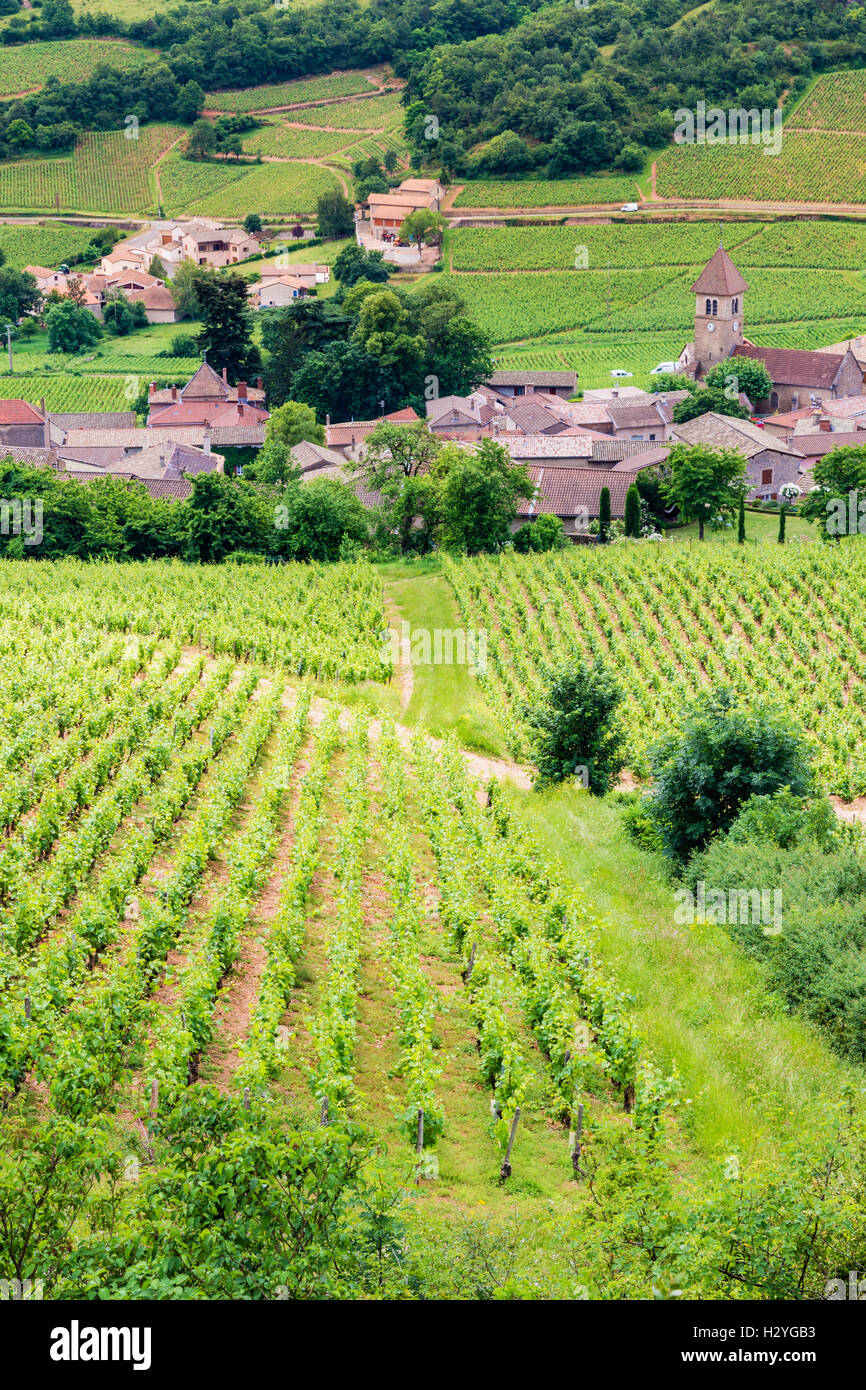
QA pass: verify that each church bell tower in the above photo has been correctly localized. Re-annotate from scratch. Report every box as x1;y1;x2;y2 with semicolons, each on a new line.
691;244;748;375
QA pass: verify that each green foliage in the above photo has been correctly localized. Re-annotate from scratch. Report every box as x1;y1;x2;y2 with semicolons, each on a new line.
624;484;641;538
248;400;325;484
317;189;356;241
800;444;866;539
195;272;261;383
436;439;533;555
46;298;102;353
705;356;773;405
672;388;750;423
643;686;815;862
274;478;370;562
662;443;749;540
513;513;567;552
598;485;611;544
523;655;625;793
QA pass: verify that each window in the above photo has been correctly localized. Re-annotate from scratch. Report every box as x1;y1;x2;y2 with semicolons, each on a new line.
761;468;773;484
733;298;738;312
770;391;779;409
705;298;711;315
649;433;656;440
712;299;718;315
514;385;525;396
791;395;799;409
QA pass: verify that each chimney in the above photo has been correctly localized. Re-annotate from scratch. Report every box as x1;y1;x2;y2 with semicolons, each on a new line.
819;417;831;432
238;380;247;400
326;413;331;428
238;400;244;419
222;367;228;386
612;389;619;399
257;377;263;391
41;396;49;448
171;385;177;401
149;381;156;397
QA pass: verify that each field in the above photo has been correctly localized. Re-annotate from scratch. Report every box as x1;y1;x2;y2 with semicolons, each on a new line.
452;176;640;208
444;545;866;799
0;373;136;412
0;124;181;215
160;156;344;218
1;555;865;1302
281;91;404;131
0;38;152;97
0;222;97;270
446;218;866;386
656;71;866;204
205;71;384;113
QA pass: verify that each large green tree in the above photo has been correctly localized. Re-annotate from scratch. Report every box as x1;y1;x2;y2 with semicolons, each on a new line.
435;438;533;554
247;401;325;484
196;272;261;383
523;655;625;793
799;444;866;540
662;442;748;540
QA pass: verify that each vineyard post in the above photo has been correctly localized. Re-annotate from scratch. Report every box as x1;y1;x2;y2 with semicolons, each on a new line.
24;996;30;1021
243;1087;250;1111
499;1106;520;1181
462;941;476;983
320;1097;328;1124
414;1108;424;1183
571;1103;584;1178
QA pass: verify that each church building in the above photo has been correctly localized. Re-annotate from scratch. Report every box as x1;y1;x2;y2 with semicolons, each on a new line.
678;245;865;413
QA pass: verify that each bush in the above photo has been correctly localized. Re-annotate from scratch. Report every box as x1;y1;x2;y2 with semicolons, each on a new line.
522;655;625;792
642;687;814;862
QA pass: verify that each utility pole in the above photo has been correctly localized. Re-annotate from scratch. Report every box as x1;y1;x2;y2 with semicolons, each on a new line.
6;324;12;374
606;262;610;329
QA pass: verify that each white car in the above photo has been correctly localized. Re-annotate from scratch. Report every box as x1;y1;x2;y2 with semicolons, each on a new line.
610;369;633;378
650;361;679;375
620;203;639;212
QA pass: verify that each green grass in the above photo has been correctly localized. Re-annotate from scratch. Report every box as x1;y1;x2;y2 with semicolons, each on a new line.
377;561;508;758
510;782;859;1161
666;510;815;544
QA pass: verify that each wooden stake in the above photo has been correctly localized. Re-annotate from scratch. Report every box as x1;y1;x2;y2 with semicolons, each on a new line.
462;942;476;984
149;1078;158;1120
243;1088;250;1111
416;1107;424;1155
571;1104;584;1176
24;996;30;1021
499;1106;520;1180
320;1097;328;1124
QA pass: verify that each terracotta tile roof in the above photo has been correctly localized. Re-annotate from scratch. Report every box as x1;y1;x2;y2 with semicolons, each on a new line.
691;247;749;296
326;407;419;446
787;433;858;457
127;285;176;311
71;473;192;501
606;403;668;429
148;401;268;427
504;400;564;434
0;445;54;467
610;447;670;471
49;411;135;431
0;399;44;425
592;438;669;461
487;369;577;390
733;343;859;390
516;466;631;519
671;412;805;457
501;433;595;459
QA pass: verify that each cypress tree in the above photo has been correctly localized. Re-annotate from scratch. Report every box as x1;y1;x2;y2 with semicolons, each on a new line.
778;504;786;544
624;484;641;538
737;494;746;544
599;486;611;544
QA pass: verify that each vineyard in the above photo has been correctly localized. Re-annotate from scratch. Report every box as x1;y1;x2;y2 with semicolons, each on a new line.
160;155;343;218
787;69;866;132
0;559;676;1295
451;176;640;208
0;222;97;270
655;132;866;204
0;124;181;215
0;38;151;97
442;545;866;799
205;70;384;113
0;373;135;412
446;218;866;386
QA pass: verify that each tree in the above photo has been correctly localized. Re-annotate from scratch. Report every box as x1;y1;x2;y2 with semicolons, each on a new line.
103;290;147;337
672;388;750;423
799;444;866;540
0;267;40;324
333;244;391;289
46;299;102;353
176;80;206;124
248;400;324;484
5;120;33;150
182;473;265;562
273;478;369;562
737;493;745;543
399;209;447;248
188;119;217;159
41;0;75;36
662;442;748;540
705;357;773;408
317;189;355;240
148;254;168;281
650;373;697;395
513;513;566;552
243;213;263;235
169;259;210;320
356;419;440;485
598;485;611;543
624;483;641;537
642;686;814;862
195;272;261;382
778;504;786;543
436;438;533;554
523;655;625;793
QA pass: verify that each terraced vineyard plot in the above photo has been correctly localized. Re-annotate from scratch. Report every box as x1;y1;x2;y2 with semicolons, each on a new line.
445;546;866;798
159;155;253;216
162;155;343;217
205;71;382;113
787;70;866;132
242;123;361;158
452;176;639;208
291;92;404;130
437;268;675;341
0;373;133;412
0;124;181;214
0;38;151;96
451;222;762;273
0;222;97;269
655;133;866;204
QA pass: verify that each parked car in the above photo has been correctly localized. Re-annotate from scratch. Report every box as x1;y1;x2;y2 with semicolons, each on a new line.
610;369;633;378
650;361;679;375
620;203;639;212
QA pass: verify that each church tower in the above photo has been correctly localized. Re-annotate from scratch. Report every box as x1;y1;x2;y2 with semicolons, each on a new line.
691;245;748;375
